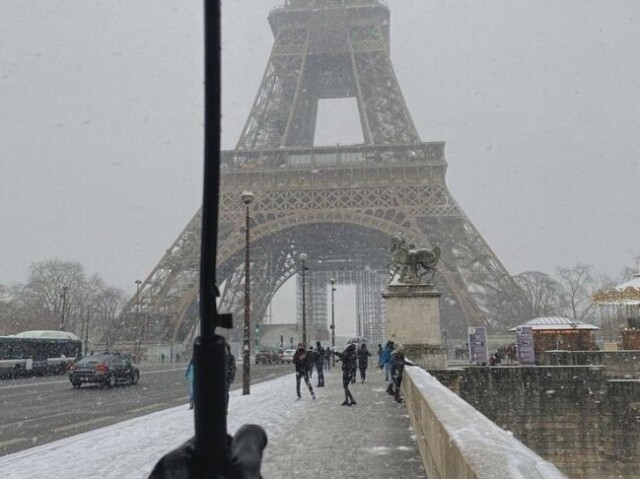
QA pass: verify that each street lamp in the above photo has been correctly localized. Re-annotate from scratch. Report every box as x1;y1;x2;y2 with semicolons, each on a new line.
300;253;309;347
135;279;142;360
242;190;254;395
59;286;69;331
330;277;336;366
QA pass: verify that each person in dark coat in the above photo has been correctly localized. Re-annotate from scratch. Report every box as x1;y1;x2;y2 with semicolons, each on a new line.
315;341;325;387
225;342;236;413
390;343;410;403
333;343;357;406
357;342;372;383
293;343;316;400
324;346;332;370
307;346;315;379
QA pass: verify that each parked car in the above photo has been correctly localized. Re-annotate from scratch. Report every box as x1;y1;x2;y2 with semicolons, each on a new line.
69;352;139;388
281;349;296;364
255;350;275;364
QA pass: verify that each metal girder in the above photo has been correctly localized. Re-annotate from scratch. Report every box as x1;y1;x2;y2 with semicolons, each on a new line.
236;28;309;150
350;28;420;144
355;269;388;345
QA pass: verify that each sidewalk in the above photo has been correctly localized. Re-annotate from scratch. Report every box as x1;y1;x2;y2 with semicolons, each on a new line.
261;365;426;478
0;365;426;479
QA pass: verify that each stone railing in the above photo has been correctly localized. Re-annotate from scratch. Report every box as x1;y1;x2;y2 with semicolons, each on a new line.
541;350;640;378
403;365;569;479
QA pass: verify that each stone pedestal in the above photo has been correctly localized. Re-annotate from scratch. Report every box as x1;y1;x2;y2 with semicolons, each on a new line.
383;282;447;369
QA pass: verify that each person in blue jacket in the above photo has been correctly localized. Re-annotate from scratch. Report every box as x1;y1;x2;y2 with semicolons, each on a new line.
380;340;395;394
185;358;194;409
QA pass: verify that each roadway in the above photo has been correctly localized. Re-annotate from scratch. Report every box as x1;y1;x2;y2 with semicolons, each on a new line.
0;362;291;457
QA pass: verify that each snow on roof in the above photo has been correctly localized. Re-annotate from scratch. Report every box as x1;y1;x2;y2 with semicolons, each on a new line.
592;274;640;305
13;330;81;340
616;274;640;290
509;317;600;331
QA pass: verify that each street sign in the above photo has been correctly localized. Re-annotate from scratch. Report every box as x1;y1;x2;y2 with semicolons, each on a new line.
468;327;488;365
516;326;535;365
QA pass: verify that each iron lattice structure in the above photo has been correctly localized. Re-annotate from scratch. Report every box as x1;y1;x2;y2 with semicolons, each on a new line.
121;0;530;344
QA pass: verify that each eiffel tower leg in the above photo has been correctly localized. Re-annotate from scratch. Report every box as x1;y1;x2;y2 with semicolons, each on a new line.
416;215;530;336
236;28;310;150
349;24;420;144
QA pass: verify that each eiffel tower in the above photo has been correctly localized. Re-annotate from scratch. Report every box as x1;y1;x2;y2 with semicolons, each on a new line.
123;0;529;344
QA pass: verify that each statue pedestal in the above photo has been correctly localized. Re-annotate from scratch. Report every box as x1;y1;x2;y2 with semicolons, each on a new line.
383;282;447;369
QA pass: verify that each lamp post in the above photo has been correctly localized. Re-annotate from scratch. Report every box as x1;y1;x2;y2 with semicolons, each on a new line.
242;191;254;395
330;277;336;366
59;286;69;331
84;308;91;357
135;279;142;360
300;253;308;347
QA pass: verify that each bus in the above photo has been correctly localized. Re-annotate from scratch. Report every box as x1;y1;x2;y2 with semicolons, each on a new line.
0;330;82;378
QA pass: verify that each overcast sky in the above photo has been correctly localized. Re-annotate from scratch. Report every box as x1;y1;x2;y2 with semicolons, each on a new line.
1;1;639;331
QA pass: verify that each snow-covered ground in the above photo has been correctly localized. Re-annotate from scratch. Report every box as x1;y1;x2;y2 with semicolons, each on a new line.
0;374;301;479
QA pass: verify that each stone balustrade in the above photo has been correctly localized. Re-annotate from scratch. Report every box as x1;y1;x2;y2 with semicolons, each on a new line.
402;364;569;479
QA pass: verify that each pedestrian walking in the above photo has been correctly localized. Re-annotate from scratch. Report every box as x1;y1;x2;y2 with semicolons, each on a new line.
315;341;325;387
380;340;395;394
160;352;165;364
225;342;236;413
357;342;372;383
324;346;331;370
334;342;357;406
293;343;316;400
376;343;383;367
307;346;315;379
390;343;410;403
185;358;194;409
349;342;357;384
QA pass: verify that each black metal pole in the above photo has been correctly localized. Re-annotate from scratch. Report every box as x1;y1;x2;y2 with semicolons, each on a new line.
135;280;141;361
302;259;307;347
85;309;90;356
243;202;251;395
60;286;68;331
331;279;336;366
194;0;228;475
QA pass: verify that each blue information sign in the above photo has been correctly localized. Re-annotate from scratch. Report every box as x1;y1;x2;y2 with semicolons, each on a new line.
468;327;488;365
516;326;535;365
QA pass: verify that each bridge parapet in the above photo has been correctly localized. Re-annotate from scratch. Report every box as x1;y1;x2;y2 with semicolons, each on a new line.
403;365;569;479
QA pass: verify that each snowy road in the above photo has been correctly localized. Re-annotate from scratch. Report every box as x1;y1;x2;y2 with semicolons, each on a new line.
0;363;289;457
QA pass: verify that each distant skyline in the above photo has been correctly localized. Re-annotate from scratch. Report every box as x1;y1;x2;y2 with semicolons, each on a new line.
1;1;639;333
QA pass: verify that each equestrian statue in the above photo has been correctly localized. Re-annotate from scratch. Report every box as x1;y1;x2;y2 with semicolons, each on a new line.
389;235;441;284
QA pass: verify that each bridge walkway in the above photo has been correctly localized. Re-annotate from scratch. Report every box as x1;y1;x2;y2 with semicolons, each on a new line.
256;364;427;478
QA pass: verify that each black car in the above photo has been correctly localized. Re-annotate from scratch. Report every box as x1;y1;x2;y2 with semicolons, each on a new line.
255;351;275;364
69;352;139;388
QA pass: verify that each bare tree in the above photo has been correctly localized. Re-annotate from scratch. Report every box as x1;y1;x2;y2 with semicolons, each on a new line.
556;263;599;323
94;287;127;351
514;271;566;319
0;283;23;334
18;259;87;332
